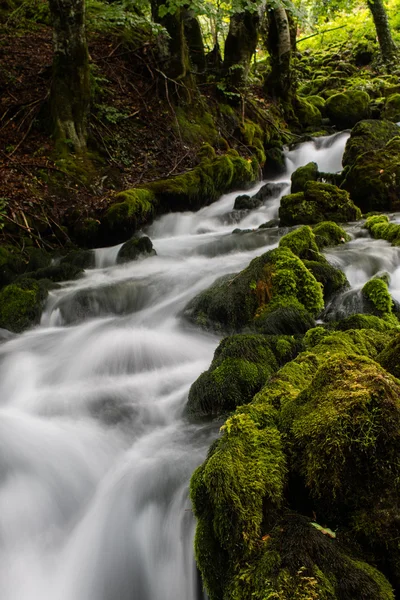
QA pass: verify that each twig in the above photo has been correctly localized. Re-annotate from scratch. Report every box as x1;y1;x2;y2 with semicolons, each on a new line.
297;25;347;44
166;150;191;177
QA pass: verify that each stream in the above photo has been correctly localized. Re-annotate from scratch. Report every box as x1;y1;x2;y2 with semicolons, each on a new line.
1;130;399;600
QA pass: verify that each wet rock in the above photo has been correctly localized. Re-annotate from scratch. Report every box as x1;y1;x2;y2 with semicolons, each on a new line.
116;236;156;264
60;249;95;270
233;194;261;211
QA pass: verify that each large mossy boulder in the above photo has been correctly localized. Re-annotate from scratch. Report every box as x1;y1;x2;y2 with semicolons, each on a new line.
342;137;400;212
383;94;400;122
191;327;398;600
377;334;400;378
184;246;324;333
279;181;361;226
342;120;400;169
295;97;322;128
0;278;48;332
116;236;155;264
325;90;371;128
312;221;350;249
290;161;319;193
364;214;400;246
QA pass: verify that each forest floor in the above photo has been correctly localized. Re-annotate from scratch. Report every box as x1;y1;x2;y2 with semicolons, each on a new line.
0;24;219;247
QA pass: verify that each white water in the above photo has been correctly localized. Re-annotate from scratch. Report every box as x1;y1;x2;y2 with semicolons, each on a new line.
2;130;398;600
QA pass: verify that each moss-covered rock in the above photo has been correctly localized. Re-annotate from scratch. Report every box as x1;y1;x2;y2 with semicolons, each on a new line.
312;221;350;249
60;249;95;270
184;246;324;333
342;137;400;213
364;214;400;246
307;95;326;115
279;181;361;226
290;162;319;194
0;278;48;332
102;189;157;245
376;334;400;378
186;334;282;418
116;236;155;264
342;120;400;169
383;94;400;122
22;263;83;283
325;90;371;129
0;245;26;288
362;276;394;316
233;194;261;211
334;313;399;333
295;97;322;128
278;225;320;260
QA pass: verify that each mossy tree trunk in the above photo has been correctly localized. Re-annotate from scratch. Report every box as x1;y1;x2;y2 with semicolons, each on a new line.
48;0;90;153
264;6;294;102
151;0;194;91
183;8;206;75
223;7;259;89
366;0;398;65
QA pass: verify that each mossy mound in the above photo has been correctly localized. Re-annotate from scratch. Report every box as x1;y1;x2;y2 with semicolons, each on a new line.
307;95;326;115
279;181;361;226
342;137;400;213
364;214;400;246
21;263;83;283
303;259;348;301
116;236;155;264
312;221;350;249
191;327;397;600
342;120;400;169
186;334;287;419
383;94;400;122
290;162;319;194
278;225;320;260
362;276;394;317
0;278;48;332
325;90;371;129
377;334;400;378
295;97;322;128
184;246;324;333
102;152;258;244
334;313;398;333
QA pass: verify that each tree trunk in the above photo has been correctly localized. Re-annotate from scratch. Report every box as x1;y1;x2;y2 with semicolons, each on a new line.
366;0;398;65
151;0;193;84
48;0;90;153
183;8;206;75
265;6;293;102
223;8;259;88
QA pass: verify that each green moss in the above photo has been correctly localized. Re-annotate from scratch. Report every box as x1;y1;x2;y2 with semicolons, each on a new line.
279;181;361;226
0;278;48;332
334;313;399;333
103;188;157;244
325;90;371;128
303;259;348;301
377;334;400;378
364;214;400;246
175;107;218;145
312;221;350;249
289;354;400;522
187;335;279;418
342;137;400;213
362;277;393;315
342;120;400;169
383;93;400;122
185;247;324;334
295;97;322;128
307;95;326;114
290;162;319;194
60;249;95;269
279;226;320;260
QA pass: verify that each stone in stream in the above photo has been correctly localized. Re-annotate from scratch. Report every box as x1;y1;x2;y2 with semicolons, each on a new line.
290;161;319;193
233;183;288;211
116;236;156;264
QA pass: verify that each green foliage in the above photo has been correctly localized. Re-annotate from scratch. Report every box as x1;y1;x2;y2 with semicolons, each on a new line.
312;221;350;249
279;226;320;260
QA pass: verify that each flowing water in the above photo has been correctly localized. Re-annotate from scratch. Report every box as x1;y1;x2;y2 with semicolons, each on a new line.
2;130;399;600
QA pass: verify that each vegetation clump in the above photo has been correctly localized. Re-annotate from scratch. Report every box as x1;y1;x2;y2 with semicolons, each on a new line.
290;162;319;194
116;236;155;264
342;137;400;213
325;90;371;128
0;279;49;332
279;181;361;226
312;221;350;249
184;246;324;333
364;214;400;246
342;120;400;169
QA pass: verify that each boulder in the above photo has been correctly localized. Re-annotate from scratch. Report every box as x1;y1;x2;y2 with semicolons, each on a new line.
325;90;371;128
116;236;156;264
290;161;319;193
279;181;361;226
342;120;400;169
